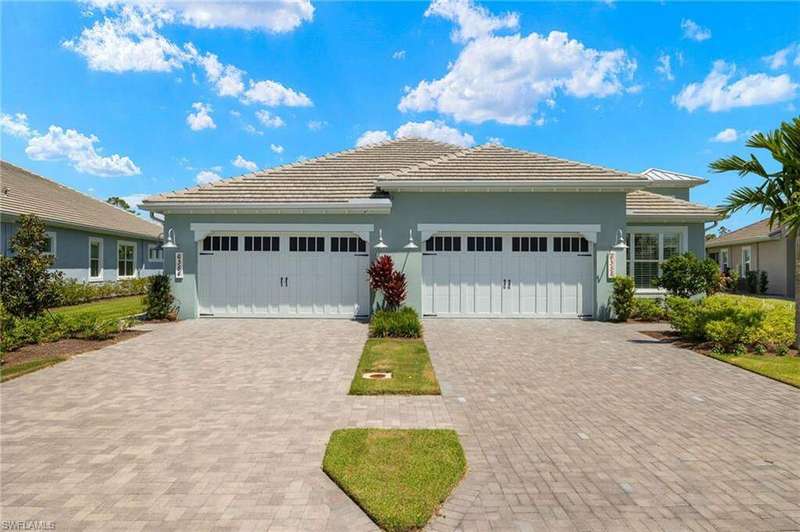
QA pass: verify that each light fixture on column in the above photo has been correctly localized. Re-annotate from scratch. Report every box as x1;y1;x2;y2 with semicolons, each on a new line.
612;228;628;250
162;228;178;249
403;228;418;250
374;228;388;250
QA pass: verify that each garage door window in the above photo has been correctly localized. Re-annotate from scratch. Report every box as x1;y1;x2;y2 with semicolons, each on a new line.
466;236;502;252
512;237;548;252
290;236;325;252
553;237;589;253
425;236;461;252
332;237;367;253
244;236;280;252
202;236;238;252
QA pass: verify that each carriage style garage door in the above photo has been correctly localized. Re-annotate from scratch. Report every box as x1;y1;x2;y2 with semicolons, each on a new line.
422;234;594;318
198;234;370;317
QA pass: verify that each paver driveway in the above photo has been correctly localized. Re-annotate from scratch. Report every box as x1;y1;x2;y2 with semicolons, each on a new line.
2;319;799;532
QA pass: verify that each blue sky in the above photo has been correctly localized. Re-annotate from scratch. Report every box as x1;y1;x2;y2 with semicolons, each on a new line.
2;0;798;231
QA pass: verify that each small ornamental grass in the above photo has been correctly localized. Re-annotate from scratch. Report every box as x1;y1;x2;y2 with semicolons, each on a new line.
322;429;466;532
369;307;422;338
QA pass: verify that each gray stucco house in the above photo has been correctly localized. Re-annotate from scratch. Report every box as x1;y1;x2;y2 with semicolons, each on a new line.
706;218;796;298
1;161;164;282
141;138;720;320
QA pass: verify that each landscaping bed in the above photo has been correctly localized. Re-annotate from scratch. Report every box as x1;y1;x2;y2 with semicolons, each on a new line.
50;295;146;320
350;338;440;395
323;428;466;532
1;330;147;382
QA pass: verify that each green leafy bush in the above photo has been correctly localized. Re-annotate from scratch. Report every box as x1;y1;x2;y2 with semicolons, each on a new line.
145;274;176;320
0;215;64;317
53;277;151;307
369;307;422;338
745;270;759;294
1;311;128;352
758;271;769;294
654;253;720;297
632;298;667;321
610;276;635;321
666;294;794;353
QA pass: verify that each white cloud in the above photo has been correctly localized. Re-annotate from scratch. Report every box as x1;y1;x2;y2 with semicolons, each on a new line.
681;19;711;42
243;124;263;136
270;143;285;154
763;43;800;70
83;0;314;33
399;30;636;125
674;60;798;112
356;130;391;147
395;120;474;146
232;154;258;172
243;80;312;107
307;120;327;131
199;52;245;96
425;0;518;43
1;113;35;138
255;110;286;128
196;169;221;184
656;53;674;81
63;4;190;73
392;50;406;60
120;193;150;217
710;128;738;143
356;121;474;148
186;102;216;131
25;125;141;177
486;136;502;144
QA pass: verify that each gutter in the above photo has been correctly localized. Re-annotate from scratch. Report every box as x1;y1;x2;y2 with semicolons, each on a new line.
0;211;161;242
140;198;393;215
377;179;649;192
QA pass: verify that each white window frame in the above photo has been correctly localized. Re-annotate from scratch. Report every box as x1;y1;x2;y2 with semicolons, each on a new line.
117;240;138;279
740;246;752;275
88;237;104;282
147;243;164;263
719;248;730;272
43;231;57;257
626;226;689;293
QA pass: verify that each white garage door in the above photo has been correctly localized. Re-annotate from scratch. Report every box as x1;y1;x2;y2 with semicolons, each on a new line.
422;234;594;318
198;234;370;318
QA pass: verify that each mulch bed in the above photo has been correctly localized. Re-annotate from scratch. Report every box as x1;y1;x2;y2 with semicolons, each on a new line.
1;330;148;368
638;329;799;357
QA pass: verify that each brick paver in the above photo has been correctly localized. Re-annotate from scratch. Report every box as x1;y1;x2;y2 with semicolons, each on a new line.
2;319;799;531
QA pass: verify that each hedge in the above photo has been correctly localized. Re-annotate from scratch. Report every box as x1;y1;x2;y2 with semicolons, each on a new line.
53;277;151;307
369;307;422;338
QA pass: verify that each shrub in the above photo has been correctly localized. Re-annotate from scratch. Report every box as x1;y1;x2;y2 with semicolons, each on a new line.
745;270;759;294
0;214;64;317
369;307;422;338
632;298;667;321
145;274;176;320
610;276;635;321
367;255;408;310
654;253;720;297
1;311;127;352
758;271;769;294
53;277;150;307
665;296;704;339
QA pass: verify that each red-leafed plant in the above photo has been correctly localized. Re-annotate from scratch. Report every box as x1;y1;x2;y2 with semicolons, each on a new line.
367;255;407;310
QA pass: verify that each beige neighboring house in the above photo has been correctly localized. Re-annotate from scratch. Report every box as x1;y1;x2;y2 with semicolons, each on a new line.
706;218;796;298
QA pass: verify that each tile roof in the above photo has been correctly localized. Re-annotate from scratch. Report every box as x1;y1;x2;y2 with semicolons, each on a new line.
0;161;162;240
143;138;462;206
705;218;784;247
380;143;647;182
640;168;707;185
626;190;721;221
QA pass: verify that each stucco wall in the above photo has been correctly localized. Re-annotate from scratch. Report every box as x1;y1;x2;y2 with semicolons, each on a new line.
1;221;162;282
707;238;794;297
162;191;628;320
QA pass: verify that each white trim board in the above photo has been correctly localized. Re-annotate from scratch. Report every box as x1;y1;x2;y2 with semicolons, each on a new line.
144;199;392;215
417;224;602;243
189;223;375;242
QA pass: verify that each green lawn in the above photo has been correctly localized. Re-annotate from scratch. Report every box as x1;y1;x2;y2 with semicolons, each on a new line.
709;352;800;388
323;429;466;532
1;357;66;382
349;338;440;395
50;295;145;321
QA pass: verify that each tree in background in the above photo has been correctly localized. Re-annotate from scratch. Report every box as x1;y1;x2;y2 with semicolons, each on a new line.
710;116;800;347
107;196;135;213
0;214;63;317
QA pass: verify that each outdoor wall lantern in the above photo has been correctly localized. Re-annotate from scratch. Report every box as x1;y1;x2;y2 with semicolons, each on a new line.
403;228;419;250
373;228;388;250
162;228;178;250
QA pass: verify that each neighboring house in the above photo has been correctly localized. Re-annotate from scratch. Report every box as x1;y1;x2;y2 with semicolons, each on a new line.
706;219;796;298
141;138;720;320
0;161;164;283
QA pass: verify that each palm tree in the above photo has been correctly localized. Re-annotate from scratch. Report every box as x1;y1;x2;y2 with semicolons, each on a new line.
710;116;800;347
